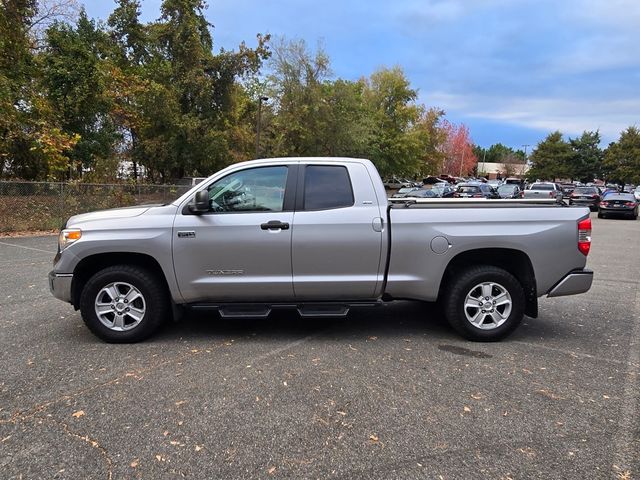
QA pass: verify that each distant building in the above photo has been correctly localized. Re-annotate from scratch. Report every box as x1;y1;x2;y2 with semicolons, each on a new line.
477;162;529;180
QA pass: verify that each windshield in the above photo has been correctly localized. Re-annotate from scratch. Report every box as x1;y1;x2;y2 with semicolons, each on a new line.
498;185;516;193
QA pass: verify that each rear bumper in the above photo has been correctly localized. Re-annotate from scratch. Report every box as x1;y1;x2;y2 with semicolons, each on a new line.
48;271;73;303
547;269;593;297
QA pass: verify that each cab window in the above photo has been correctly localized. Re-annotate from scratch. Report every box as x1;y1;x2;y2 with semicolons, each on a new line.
207;166;288;212
303;165;354;210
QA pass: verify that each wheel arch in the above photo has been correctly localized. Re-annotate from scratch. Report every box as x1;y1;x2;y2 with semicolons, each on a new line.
439;248;538;318
71;252;170;310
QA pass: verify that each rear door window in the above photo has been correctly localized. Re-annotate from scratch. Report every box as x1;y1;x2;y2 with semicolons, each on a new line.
303;165;354;210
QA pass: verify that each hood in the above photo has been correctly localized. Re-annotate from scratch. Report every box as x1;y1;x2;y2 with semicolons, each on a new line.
67;204;161;226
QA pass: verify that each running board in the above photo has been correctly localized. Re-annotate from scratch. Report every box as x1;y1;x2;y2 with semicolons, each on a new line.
189;301;383;318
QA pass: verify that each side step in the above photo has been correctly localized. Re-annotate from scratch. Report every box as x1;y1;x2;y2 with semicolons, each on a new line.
297;304;350;318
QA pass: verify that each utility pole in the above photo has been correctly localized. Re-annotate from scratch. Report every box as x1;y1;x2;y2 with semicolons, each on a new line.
255;96;269;158
522;144;530;163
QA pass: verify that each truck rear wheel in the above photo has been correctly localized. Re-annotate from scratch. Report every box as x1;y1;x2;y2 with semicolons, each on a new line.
79;265;168;343
443;265;525;341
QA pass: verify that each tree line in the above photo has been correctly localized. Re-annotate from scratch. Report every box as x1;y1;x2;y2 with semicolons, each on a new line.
0;0;479;183
2;1;637;185
527;129;640;185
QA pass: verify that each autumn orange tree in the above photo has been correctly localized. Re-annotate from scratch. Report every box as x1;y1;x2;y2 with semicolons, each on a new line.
440;120;477;176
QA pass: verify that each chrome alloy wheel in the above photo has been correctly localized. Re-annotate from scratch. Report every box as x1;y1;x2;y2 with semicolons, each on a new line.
463;281;512;330
94;282;146;331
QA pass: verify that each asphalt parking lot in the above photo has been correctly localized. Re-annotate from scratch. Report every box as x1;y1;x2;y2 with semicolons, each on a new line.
0;214;638;479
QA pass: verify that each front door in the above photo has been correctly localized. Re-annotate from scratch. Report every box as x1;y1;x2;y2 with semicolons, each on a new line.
173;165;296;303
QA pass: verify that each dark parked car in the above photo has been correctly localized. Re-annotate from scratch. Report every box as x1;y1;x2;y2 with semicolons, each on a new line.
496;184;521;199
454;183;499;199
569;186;601;211
560;183;575;198
598;193;638;220
427;183;455;197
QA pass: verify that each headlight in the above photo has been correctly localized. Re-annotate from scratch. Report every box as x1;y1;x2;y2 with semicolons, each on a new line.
58;228;82;250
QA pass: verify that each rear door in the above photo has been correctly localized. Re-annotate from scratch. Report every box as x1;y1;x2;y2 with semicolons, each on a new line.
291;162;385;300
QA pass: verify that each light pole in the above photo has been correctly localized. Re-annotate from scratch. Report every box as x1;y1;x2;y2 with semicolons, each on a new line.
459;147;466;177
255;96;269;158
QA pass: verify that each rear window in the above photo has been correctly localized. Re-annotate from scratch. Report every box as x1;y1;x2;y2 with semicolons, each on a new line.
574;187;597;194
304;165;354;210
605;194;635;201
530;184;554;191
457;186;480;193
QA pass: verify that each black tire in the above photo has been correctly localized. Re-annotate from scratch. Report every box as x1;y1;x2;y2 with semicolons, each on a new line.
443;265;525;342
597;212;603;219
80;265;168;343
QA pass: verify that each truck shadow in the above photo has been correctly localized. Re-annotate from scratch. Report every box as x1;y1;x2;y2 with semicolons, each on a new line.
159;301;457;342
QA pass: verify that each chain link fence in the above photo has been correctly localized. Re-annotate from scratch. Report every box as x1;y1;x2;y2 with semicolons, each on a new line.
0;181;192;233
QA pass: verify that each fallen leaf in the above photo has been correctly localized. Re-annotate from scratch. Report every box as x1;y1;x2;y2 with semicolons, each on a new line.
470;393;483;400
463;406;471;413
155;454;165;462
71;410;85;418
368;336;377;341
283;381;288;386
268;466;276;475
369;434;379;442
175;400;186;406
195;445;203;452
163;430;169;436
130;459;139;468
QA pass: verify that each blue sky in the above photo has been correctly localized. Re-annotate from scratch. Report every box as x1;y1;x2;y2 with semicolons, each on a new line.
83;0;639;149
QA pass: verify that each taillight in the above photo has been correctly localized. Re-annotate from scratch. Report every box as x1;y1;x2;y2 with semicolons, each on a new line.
600;201;608;207
549;191;556;198
625;202;636;207
473;193;483;198
578;218;591;256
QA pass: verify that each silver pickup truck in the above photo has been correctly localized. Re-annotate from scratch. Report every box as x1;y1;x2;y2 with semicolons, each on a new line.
49;157;593;343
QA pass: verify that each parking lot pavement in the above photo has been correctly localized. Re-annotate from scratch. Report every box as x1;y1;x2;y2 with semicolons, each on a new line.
0;215;638;479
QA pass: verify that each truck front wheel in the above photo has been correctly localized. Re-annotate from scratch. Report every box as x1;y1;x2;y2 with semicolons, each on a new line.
443;265;525;341
79;265;168;343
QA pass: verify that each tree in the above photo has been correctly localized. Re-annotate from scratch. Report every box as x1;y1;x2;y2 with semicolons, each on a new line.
42;11;118;177
527;131;573;181
568;130;603;183
0;0;79;179
604;126;640;184
440;120;477;176
364;66;427;176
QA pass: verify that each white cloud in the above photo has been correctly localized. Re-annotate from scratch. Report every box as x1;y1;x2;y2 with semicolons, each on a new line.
424;91;639;141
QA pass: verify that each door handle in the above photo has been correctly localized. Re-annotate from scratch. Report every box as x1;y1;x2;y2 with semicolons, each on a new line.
260;220;290;230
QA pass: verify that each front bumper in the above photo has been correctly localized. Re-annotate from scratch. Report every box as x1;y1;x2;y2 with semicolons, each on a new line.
48;271;73;303
547;269;593;297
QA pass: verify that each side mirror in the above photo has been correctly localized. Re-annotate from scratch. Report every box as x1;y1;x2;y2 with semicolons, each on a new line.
189;190;210;213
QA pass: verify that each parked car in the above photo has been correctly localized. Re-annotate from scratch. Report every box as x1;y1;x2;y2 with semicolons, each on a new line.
391;187;421;198
560;183;575;198
569;186;601;211
49;157;593;343
623;184;635;193
428;184;455;198
405;189;439;198
598;193;638;220
496;184;521;199
454;183;500;199
634;186;640;202
522;182;563;201
487;179;502;188
383;177;414;189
